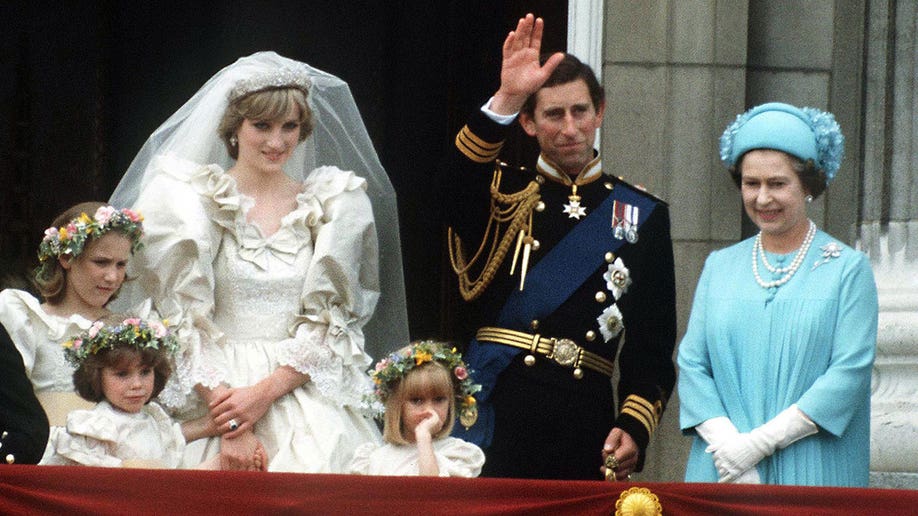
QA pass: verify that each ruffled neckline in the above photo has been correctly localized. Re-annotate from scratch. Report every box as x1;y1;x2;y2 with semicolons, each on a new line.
179;159;320;269
155;153;367;270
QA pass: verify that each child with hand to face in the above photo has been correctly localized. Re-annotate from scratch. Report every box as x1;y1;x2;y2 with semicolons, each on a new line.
348;341;484;477
41;316;265;469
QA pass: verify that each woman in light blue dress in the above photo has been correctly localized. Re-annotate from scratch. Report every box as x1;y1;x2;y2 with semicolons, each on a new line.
678;102;877;486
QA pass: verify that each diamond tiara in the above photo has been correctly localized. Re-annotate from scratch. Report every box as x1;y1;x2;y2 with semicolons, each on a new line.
228;66;312;102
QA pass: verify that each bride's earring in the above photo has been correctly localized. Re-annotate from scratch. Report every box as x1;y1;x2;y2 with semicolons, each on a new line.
230;135;238;146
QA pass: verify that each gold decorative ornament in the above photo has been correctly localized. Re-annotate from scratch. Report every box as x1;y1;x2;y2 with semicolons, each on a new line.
604;454;619;482
524;354;536;366
535;201;546;212
448;163;541;301
530;319;540;330
615;487;662;516
585;330;596;342
5;454;14;464
595;291;607;303
605;251;615;263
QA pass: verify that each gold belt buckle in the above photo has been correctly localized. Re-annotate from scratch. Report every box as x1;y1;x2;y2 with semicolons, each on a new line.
548;338;581;368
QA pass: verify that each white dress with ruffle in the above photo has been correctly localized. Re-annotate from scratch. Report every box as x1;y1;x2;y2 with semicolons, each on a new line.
0;289;88;393
131;154;382;472
40;400;185;467
0;289;93;450
348;437;485;477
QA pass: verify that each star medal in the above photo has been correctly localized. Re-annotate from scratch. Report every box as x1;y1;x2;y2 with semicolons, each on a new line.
563;184;587;220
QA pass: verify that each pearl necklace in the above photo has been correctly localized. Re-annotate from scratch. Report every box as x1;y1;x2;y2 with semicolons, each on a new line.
751;220;816;289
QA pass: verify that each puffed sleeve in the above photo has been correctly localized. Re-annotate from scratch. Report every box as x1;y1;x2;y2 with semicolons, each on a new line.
42;408;122;467
130;154;232;410
0;289;44;376
678;252;731;432
796;251;878;436
434;437;485;478
346;441;379;475
276;166;379;408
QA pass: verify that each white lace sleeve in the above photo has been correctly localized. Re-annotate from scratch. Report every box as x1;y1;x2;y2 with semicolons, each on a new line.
130;155;232;411
277;167;380;409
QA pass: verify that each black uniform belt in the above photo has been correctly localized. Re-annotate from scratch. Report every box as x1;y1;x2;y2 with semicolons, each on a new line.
476;327;615;379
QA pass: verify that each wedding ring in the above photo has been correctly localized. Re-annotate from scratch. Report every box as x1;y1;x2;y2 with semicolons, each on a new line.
228;419;240;431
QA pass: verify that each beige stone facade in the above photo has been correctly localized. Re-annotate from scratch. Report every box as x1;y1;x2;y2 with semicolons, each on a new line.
576;0;917;486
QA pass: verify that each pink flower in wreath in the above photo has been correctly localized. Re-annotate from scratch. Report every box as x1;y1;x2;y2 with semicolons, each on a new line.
88;320;104;338
454;366;468;381
94;206;116;225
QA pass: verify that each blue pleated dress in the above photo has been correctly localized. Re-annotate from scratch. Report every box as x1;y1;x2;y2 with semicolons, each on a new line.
678;230;877;486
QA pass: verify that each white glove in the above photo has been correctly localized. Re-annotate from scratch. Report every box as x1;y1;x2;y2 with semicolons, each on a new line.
696;416;739;446
697;416;761;483
707;405;817;483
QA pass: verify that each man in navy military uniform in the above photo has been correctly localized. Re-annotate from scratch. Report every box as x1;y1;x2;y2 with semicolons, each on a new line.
444;14;676;480
0;322;50;465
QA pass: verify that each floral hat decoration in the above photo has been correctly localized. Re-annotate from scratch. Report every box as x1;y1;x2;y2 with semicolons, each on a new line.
62;317;177;367
36;206;144;281
368;341;482;430
719;102;845;185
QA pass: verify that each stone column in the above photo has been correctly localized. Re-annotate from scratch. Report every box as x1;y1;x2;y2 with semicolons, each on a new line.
602;0;750;482
859;0;918;489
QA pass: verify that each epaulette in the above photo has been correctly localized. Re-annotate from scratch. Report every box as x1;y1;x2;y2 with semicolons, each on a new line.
611;175;669;206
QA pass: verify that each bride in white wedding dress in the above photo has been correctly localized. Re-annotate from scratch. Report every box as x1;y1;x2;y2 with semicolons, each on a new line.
110;51;408;472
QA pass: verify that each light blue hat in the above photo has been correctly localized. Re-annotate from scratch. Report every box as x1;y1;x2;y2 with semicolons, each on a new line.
719;102;844;184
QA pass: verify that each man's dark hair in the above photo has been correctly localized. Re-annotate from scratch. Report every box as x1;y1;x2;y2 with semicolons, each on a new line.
520;53;605;117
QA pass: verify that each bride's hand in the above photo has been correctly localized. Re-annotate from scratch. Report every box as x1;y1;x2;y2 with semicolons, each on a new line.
209;384;273;436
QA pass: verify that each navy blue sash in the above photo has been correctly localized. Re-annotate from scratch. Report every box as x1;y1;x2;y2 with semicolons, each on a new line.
454;181;658;446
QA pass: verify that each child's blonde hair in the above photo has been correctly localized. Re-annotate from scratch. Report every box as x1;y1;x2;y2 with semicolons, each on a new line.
382;361;457;445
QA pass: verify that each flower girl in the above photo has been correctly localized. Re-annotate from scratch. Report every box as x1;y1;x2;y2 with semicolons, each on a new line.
41;316;262;469
348;341;484;476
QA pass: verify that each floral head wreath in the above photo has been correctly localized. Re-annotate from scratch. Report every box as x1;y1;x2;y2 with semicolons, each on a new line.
36;206;144;280
62;317;177;368
368;341;481;430
719;102;845;185
227;65;312;103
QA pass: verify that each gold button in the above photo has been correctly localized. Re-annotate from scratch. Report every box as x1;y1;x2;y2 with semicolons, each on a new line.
535;201;546;212
585;330;596;342
604;182;613;190
536;176;545;184
605;252;615;263
530;320;539;330
524;354;536;366
595;291;607;303
573;368;584;379
5;454;13;464
531;240;541;251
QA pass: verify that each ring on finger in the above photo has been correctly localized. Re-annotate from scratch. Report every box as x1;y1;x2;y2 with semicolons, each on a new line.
228;418;240;431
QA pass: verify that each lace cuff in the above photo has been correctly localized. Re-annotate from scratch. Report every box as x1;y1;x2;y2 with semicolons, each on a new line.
277;319;372;411
157;312;228;411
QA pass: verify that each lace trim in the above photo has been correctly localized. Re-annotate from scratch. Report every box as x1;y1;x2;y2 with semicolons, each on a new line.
277;322;373;413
